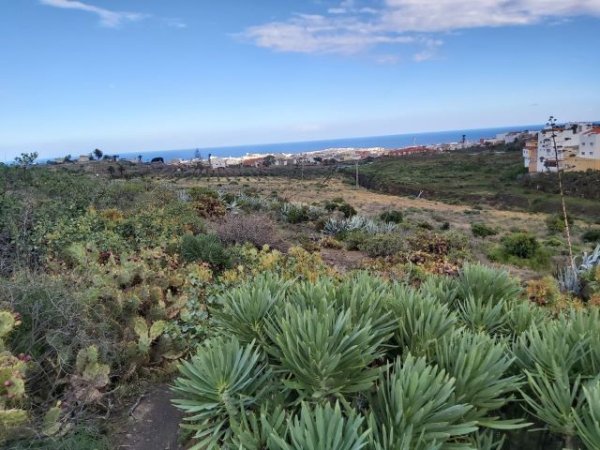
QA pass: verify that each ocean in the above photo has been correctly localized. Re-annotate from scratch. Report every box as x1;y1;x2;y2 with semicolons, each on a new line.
115;125;541;163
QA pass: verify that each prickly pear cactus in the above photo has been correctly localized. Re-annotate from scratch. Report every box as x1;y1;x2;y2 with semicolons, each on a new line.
0;311;28;440
70;345;110;404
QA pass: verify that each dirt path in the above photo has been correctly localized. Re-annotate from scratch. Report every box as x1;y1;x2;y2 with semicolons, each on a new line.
114;385;183;450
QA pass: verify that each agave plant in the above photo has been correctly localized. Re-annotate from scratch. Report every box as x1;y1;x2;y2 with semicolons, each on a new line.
270;402;370;450
323;216;397;236
368;354;477;450
171;337;271;449
557;244;600;294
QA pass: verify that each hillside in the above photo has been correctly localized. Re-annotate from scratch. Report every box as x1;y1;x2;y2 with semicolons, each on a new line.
353;147;600;221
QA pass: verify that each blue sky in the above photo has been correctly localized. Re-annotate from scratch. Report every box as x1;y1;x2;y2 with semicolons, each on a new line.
1;0;600;160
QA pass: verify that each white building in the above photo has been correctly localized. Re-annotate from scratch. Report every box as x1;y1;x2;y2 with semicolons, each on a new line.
579;127;600;159
535;123;593;172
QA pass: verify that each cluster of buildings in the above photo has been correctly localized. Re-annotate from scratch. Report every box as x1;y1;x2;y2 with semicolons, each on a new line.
522;123;600;173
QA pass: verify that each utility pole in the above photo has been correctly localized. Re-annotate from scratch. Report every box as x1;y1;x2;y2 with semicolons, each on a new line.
355;159;359;189
301;153;304;181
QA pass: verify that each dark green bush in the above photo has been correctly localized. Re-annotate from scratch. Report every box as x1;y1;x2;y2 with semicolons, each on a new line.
379;210;403;224
337;202;357;218
546;213;573;234
501;232;540;259
471;223;498;238
358;233;406;257
582;229;600;243
180;234;230;269
342;230;368;251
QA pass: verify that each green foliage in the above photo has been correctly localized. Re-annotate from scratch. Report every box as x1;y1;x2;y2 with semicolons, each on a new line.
455;263;521;305
432;331;525;429
172;337;271;449
271;402;369;450
501;232;540;259
582;228;600;243
368;355;477;450
574;379;600;450
387;286;457;357
358;233;407;257
546;213;573;234
180;234;230;269
471;222;498;238
379;209;403;224
266;305;387;400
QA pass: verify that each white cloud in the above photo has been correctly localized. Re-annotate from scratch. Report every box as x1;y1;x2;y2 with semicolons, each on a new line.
39;0;146;27
243;0;600;58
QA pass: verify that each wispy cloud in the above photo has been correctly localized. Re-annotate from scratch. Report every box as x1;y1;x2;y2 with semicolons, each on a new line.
39;0;146;27
243;0;600;60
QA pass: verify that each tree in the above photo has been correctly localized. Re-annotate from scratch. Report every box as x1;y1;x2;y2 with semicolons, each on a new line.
263;155;276;167
14;152;38;168
93;149;103;160
63;154;72;163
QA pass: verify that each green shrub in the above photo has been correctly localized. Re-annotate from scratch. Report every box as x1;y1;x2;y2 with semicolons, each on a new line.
582;229;600;244
501;232;540;259
546;213;573;234
358;233;406;257
379;209;403;224
342;230;368;251
471;222;498;238
180;234;230;269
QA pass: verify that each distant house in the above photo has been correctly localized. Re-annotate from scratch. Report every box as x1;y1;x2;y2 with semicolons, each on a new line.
78;155;90;163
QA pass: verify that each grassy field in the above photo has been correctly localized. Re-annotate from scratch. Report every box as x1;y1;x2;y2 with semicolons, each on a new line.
353;149;600;221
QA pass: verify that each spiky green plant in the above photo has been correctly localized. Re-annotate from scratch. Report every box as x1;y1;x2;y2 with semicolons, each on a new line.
521;363;581;447
469;430;506;450
229;403;287;450
172;337;271;449
387;285;457;357
213;273;290;346
455;264;521;304
419;275;459;307
432;330;525;430
368;355;477;450
457;295;509;336
270;402;370;450
574;378;600;450
265;305;388;401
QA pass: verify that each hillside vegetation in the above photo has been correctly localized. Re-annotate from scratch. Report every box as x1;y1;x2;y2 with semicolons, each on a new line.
1;163;600;449
353;147;600;220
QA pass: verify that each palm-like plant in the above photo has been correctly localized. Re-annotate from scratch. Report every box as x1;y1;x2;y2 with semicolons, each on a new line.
432;330;525;430
171;337;271;449
270;402;370;450
368;355;477;450
387;285;457;357
266;305;388;401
